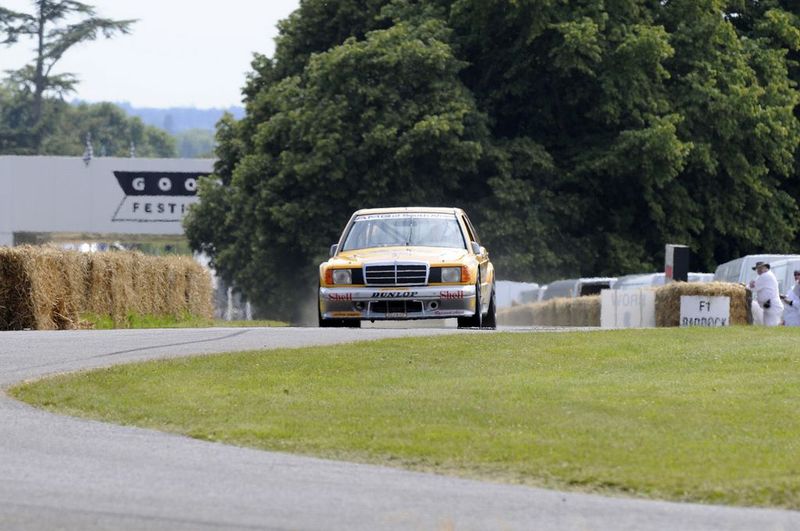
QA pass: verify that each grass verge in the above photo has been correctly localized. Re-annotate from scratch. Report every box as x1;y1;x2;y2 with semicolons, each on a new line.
80;312;287;329
10;327;800;508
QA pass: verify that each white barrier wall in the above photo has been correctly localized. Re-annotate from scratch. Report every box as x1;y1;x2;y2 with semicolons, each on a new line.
0;156;214;243
600;288;656;328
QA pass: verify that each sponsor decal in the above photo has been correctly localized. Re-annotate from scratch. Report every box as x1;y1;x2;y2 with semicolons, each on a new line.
371;291;418;298
112;171;210;222
356;213;455;221
330;311;361;318
439;290;465;300
328;293;354;301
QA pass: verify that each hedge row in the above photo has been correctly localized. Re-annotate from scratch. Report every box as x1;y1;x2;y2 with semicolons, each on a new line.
497;282;749;327
0;246;213;330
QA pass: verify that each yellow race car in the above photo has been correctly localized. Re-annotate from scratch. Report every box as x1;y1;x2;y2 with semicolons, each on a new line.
318;207;496;328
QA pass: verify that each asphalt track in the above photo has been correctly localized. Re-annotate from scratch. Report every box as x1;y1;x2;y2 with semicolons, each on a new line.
1;327;799;531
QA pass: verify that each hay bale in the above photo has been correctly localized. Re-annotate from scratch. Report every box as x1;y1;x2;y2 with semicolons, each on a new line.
0;246;89;330
497;305;536;326
0;246;214;330
530;303;546;325
185;260;214;319
553;297;572;326
654;281;748;327
546;300;560;326
570;295;601;326
0;247;37;330
497;296;599;327
86;252;139;325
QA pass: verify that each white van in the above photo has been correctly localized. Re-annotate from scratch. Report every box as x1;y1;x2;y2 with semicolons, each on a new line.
768;258;800;295
541;277;616;300
495;280;540;308
612;272;714;290
713;254;800;286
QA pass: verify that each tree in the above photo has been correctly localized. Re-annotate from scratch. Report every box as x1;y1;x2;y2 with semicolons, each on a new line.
186;12;488;320
0;81;36;152
0;1;135;152
45;101;176;157
0;90;176;157
175;128;215;158
446;0;798;274
187;0;800;319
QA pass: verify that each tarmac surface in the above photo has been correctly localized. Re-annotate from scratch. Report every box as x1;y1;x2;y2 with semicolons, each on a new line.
1;326;799;530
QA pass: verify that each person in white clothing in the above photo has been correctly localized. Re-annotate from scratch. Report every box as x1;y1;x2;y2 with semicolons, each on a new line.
749;261;784;326
781;269;800;326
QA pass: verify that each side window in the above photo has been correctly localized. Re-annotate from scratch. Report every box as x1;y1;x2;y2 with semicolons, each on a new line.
461;215;479;244
773;264;787;293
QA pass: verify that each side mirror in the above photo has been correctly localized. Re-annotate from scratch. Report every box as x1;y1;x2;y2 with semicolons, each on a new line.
329;244;338;257
470;241;481;255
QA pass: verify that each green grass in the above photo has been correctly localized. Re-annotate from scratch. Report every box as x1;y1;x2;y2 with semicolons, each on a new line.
81;312;287;329
10;327;800;508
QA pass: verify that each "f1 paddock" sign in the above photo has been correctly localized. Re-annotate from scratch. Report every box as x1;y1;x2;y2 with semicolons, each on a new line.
112;171;209;222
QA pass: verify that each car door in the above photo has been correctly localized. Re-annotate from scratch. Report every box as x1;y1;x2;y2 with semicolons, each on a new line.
461;213;491;311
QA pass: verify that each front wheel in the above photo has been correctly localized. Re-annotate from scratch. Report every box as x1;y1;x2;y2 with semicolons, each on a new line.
457;280;483;329
483;285;497;330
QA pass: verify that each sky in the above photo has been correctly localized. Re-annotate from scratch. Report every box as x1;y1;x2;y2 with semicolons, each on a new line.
0;0;301;109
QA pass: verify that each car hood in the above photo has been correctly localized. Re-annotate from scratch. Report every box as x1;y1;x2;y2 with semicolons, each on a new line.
331;246;471;266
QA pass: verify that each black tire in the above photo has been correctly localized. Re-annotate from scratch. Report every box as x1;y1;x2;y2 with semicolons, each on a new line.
458;279;483;329
483;285;497;330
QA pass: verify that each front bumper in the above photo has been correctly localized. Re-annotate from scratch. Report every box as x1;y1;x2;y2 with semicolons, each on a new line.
319;285;476;320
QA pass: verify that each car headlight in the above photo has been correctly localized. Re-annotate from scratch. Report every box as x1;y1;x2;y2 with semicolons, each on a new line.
332;269;352;285
440;267;461;283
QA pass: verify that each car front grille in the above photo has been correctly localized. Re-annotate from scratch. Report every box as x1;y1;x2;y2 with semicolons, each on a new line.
370;301;424;314
364;263;427;286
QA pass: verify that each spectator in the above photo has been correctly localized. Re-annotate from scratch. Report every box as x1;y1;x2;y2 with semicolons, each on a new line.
781;269;800;326
749;262;784;326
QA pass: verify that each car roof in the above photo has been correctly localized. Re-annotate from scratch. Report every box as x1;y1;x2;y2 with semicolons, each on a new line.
353;207;464;216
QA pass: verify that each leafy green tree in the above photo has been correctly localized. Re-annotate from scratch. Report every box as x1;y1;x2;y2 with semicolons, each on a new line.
186;13;487;320
187;0;800;319
0;82;35;152
725;0;800;250
0;93;175;157
660;0;799;266
0;1;135;152
46;101;176;157
448;0;798;275
175;128;215;158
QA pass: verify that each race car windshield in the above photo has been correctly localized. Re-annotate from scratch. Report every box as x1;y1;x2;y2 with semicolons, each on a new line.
341;214;466;250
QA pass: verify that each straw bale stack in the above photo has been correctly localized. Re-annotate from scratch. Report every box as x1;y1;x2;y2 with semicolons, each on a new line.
86;252;138;323
531;301;551;325
654;281;748;327
0;246;213;330
553;298;572;326
571;295;601;326
497;305;536;326
0;246;87;330
496;295;601;327
543;300;559;325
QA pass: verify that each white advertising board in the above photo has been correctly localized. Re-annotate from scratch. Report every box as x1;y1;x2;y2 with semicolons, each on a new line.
679;296;730;327
600;289;656;328
0;156;214;241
